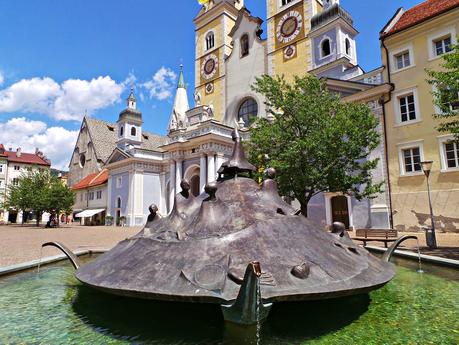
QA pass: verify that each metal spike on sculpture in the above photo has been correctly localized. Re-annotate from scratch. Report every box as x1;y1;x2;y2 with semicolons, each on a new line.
47;123;397;325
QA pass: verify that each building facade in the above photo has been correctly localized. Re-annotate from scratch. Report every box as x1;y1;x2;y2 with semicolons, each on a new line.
380;0;459;232
0;145;51;223
69;0;392;229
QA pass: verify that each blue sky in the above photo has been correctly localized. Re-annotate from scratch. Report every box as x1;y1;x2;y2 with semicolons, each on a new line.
0;0;423;169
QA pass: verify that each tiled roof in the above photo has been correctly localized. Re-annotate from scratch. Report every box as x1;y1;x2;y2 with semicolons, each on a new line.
3;151;51;166
384;0;459;37
0;144;6;157
85;117;168;164
72;169;109;190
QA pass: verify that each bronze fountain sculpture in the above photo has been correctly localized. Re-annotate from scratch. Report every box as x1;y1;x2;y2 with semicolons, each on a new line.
44;127;407;325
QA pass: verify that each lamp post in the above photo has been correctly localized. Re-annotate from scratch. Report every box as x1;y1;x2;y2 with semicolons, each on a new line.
420;160;437;249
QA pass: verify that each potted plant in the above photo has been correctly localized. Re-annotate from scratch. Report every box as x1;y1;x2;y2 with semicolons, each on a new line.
105;216;113;226
119;216;126;227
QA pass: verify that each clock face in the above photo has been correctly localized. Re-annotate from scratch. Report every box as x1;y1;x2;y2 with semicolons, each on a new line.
284;44;297;60
201;54;218;80
276;11;303;44
204;59;215;74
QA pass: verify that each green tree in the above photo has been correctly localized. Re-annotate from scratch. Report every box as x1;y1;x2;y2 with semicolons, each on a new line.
427;44;459;139
43;176;75;226
247;75;383;217
3;170;74;226
2;173;34;225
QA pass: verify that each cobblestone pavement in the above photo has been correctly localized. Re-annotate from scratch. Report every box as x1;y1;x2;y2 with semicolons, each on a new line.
1;225;458;268
351;231;459;260
0;224;140;267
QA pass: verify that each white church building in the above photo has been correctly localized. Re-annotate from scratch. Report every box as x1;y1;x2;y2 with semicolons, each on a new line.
69;0;392;229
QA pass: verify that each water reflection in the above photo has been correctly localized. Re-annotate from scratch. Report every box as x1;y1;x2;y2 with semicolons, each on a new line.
72;286;370;345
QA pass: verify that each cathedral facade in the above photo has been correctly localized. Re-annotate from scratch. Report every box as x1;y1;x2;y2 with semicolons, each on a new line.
70;0;391;229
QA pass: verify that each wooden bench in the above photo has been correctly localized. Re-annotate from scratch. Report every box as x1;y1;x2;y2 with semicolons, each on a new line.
351;229;398;248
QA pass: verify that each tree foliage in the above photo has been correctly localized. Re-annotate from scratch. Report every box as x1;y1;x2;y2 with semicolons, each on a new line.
3;169;74;226
247;75;383;216
427;44;459;139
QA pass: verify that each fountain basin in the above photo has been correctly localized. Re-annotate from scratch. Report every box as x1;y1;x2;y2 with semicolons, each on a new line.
0;255;457;344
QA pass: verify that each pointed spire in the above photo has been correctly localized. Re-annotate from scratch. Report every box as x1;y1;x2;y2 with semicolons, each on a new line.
168;65;190;133
177;64;186;90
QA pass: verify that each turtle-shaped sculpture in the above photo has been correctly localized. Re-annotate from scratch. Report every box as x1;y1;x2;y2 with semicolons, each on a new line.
54;127;397;325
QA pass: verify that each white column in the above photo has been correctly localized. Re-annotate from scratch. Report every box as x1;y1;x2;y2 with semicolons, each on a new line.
175;160;183;192
207;154;216;183
169;161;176;211
200;154;207;192
215;154;225;177
106;176;112;217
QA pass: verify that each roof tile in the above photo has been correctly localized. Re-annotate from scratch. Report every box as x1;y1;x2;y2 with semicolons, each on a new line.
72;169;109;190
385;0;459;37
4;151;50;166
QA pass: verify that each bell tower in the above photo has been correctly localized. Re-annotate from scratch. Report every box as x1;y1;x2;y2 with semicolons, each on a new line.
194;0;243;122
266;0;322;81
116;89;143;150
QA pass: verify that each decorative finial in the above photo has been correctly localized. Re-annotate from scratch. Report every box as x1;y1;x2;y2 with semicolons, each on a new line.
217;121;256;180
177;64;186;89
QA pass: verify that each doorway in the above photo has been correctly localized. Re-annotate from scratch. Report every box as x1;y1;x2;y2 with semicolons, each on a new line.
190;175;200;197
331;195;350;229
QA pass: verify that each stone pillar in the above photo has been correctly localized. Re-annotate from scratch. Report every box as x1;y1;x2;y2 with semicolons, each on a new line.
169;161;176;211
207;154;216;183
200;154;207;192
215;154;226;177
175;160;183;193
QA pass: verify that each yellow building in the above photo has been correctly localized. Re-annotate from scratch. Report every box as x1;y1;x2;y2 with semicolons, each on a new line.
380;0;459;232
194;0;244;121
266;0;322;80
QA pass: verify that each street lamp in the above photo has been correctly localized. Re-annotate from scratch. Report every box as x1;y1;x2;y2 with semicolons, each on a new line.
420;160;437;249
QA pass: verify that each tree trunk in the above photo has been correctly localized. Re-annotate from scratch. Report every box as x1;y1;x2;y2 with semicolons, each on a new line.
36;212;41;227
299;201;308;218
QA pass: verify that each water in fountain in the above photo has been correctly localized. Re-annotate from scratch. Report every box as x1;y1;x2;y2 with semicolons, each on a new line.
256;290;261;345
36;247;43;275
416;238;424;274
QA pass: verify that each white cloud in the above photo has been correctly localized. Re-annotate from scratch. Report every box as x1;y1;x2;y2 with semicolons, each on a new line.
0;72;4;86
0;76;124;121
143;67;177;101
0;117;78;170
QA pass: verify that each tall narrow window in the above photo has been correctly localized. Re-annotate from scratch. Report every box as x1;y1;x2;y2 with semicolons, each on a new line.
398;93;417;122
131;127;137;136
206;32;215;51
321;39;331;57
444;142;459;169
345;38;351;55
402;147;422;173
120;126;124;137
117;197;122;208
240;34;249;57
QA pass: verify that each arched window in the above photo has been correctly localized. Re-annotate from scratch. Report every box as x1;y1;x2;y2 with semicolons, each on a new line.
117;197;122;208
238;98;258;126
240;34;249;57
79;153;86;168
321;39;331;57
345;38;351;56
119;126;124;137
131;126;136;136
206;32;215;51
